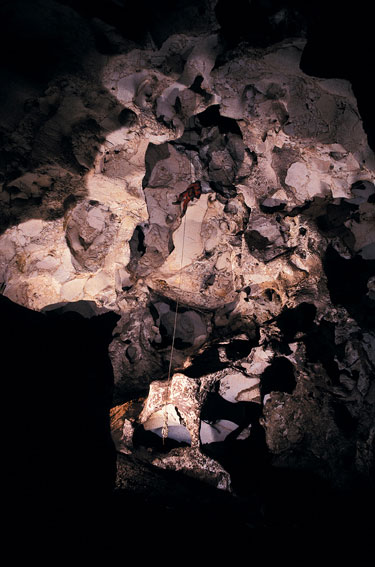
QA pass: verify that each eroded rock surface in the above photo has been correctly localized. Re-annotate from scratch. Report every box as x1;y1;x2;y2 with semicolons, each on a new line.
1;0;374;526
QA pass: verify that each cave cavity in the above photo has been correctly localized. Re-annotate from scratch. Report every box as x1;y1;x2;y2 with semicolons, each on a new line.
331;401;358;437
143;142;170;189
133;423;191;453
200;389;268;495
41;299;108;319
183;344;228;377
149;298;207;351
224;331;260;361
304;318;343;384
260;356;296;399
195;104;243;137
323;245;375;329
277;301;317;342
127;224;147;273
215;0;307;50
118;107;138;128
184;327;259;378
316;200;359;240
188;75;212;104
201;389;262;432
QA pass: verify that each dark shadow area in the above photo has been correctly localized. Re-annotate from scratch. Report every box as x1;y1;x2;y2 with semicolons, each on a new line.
331;400;358;438
56;0;152;45
142;142;171;189
128;224;147;261
57;0;214;49
183;345;229;377
0;0;137;234
109;465;375;564
1;294;120;546
201;390;262;438
323;245;375;329
215;0;307;49
215;0;375;151
200;386;270;497
41;298;110;317
277;301;317;342
198;386;374;564
132;423;190;452
148;296;207;351
300;1;375;152
260;356;296;399
304;317;343;385
316;201;359;235
225;336;257;360
195;104;243;136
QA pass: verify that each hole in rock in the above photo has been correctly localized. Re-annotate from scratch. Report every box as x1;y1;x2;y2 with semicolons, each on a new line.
277;302;317;341
129;224;146;257
260;199;286;214
189;75;210;99
263;288;281;303
332;401;358;437
244;230;269;251
225;334;259;361
143;142;170;188
118;108;138;128
201;390;262;433
316;201;358;234
196;104;243;137
149;299;207;350
42;299;108;319
183;345;228;377
133;424;191;453
323;245;375;329
304;319;343;384
260;356;296;399
200;392;268;495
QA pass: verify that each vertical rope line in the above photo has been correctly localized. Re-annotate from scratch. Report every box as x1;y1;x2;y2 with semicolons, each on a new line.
162;194;188;442
162;139;195;443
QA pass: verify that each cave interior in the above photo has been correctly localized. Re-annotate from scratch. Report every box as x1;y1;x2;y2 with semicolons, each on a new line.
1;0;375;562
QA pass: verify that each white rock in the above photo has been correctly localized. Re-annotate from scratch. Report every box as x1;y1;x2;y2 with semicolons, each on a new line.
84;271;113;296
215;252;231;271
219;373;260;403
60;278;88;302
143;404;181;430
200;419;239;444
36;255;60;271
18;219;45;238
161;194;209;272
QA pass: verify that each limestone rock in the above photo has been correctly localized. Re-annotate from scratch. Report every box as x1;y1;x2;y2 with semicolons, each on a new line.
153;447;232;491
0;3;374;504
139;373;201;447
65;200;119;272
110;399;144;454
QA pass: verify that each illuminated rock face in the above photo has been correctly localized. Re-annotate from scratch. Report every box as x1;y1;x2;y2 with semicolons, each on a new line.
1;0;374;496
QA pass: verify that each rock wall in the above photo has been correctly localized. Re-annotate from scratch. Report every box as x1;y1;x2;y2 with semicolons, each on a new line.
1;0;374;531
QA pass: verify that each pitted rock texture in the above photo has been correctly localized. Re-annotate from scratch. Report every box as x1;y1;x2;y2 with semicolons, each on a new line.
1;0;374;511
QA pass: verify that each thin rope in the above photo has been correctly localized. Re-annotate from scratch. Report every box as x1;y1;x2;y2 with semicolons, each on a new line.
162;210;188;442
162;148;194;443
